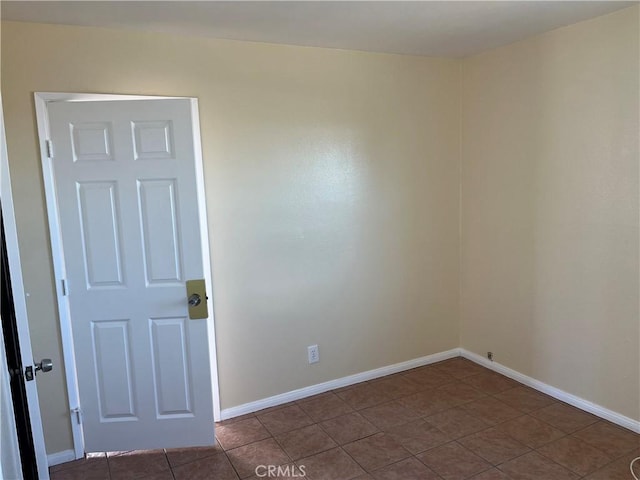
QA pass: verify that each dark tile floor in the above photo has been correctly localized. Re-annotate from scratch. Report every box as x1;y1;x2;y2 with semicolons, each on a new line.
49;357;640;480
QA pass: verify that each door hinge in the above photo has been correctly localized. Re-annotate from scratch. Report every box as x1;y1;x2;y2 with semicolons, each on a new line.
71;407;82;424
45;139;54;159
61;278;68;296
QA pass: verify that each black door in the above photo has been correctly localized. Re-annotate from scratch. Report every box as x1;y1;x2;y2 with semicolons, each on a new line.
1;207;39;479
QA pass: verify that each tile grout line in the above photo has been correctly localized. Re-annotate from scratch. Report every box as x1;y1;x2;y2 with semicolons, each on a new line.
105;453;113;480
162;450;177;480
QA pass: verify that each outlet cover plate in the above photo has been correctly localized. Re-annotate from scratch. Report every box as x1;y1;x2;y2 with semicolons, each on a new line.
308;345;319;364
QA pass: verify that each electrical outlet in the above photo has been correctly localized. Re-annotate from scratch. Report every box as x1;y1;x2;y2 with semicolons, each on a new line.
487;351;494;361
308;345;319;364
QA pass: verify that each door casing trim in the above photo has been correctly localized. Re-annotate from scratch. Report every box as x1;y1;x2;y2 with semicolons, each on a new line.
34;92;221;459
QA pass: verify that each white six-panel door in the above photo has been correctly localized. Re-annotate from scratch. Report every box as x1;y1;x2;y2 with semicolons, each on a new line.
47;99;214;452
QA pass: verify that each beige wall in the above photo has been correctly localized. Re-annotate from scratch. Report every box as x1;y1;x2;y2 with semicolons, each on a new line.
1;22;461;453
461;6;639;421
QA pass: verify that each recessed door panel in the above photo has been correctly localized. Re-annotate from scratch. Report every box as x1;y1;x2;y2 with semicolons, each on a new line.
138;179;183;285
77;181;124;288
91;320;137;421
70;122;113;162
150;317;193;417
132;120;174;160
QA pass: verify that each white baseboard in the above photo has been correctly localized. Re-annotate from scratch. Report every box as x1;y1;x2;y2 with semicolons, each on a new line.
460;348;640;434
47;449;76;467
220;348;461;420
221;346;640;434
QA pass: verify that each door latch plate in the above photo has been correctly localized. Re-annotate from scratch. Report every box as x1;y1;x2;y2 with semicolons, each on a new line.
186;279;208;319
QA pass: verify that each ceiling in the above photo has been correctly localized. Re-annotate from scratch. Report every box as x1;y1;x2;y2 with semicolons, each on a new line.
1;1;636;58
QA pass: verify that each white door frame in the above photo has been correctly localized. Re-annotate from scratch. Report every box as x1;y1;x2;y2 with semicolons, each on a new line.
1;95;50;477
34;92;221;459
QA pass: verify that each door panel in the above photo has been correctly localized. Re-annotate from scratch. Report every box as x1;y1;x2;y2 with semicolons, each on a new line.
71;122;113;162
91;319;136;421
132;120;174;160
149;317;192;417
77;181;124;287
48;99;214;452
138;179;183;285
